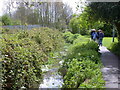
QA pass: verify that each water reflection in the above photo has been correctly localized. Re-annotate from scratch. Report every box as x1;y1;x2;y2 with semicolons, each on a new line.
39;63;63;88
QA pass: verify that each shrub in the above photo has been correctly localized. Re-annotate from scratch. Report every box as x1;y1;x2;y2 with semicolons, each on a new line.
30;27;64;52
110;42;120;57
1;15;12;25
63;58;104;88
0;21;2;26
1;28;10;34
11;20;21;25
1;28;21;34
61;41;105;88
1;34;43;89
1;27;64;89
64;41;100;64
63;32;80;44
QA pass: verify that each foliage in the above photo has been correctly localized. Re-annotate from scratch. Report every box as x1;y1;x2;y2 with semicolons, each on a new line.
1;15;12;25
63;32;80;44
30;27;64;52
64;41;100;64
63;31;90;46
0;27;64;89
11;2;73;30
100;23;114;37
110;42;120;57
1;28;10;34
11;19;21;25
87;2;120;41
63;58;104;88
61;40;105;88
0;15;21;26
1;28;22;34
1;34;42;89
69;7;105;35
0;21;2;26
88;2;120;23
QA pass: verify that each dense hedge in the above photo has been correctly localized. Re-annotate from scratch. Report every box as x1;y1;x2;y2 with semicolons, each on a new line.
110;42;120;57
0;27;64;89
60;40;105;88
63;32;80;44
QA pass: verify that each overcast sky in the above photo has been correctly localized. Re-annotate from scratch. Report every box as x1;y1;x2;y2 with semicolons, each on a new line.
0;0;86;16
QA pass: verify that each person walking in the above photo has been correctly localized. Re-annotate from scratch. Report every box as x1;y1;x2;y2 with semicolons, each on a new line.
90;29;95;40
90;29;98;41
98;30;104;46
96;29;100;43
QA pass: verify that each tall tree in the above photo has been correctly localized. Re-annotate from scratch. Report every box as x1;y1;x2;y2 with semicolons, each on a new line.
11;1;73;30
87;2;120;41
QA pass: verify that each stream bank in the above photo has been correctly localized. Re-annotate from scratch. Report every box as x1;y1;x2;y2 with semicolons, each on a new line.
39;45;68;88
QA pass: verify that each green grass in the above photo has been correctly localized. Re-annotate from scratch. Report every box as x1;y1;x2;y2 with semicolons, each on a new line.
0;34;2;38
103;37;118;48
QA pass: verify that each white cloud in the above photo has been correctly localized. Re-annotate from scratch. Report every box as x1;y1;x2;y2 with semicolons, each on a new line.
0;1;4;16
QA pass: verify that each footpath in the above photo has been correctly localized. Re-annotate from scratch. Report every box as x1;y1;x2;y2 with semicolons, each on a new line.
99;46;120;89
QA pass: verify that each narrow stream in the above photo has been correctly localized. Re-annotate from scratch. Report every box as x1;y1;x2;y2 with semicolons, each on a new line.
39;51;66;88
39;64;63;88
38;44;68;89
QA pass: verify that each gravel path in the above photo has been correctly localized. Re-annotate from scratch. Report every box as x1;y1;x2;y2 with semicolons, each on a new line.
99;46;120;89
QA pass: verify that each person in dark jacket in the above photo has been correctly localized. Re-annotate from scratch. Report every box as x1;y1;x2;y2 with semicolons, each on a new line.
96;29;100;43
98;30;104;46
90;29;97;41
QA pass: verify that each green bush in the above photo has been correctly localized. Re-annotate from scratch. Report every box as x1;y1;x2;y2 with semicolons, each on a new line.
1;15;12;25
61;41;105;88
1;27;64;89
1;28;21;34
1;35;43;89
1;28;10;34
1;14;21;26
30;27;64;52
110;42;120;57
0;21;2;26
63;32;80;44
11;20;21;25
63;59;104;88
64;41;100;64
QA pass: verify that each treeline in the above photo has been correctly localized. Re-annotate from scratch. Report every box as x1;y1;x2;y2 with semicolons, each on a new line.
69;7;117;37
2;1;73;30
0;15;21;26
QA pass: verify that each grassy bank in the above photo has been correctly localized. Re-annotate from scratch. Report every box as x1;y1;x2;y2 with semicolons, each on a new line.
103;37;118;48
103;37;120;57
60;32;105;88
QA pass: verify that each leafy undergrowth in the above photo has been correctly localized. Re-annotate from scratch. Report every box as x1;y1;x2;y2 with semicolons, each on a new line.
109;42;120;57
63;31;89;44
60;33;105;88
0;27;64;89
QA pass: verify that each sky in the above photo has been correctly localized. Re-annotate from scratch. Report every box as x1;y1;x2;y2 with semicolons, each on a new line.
0;0;86;16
